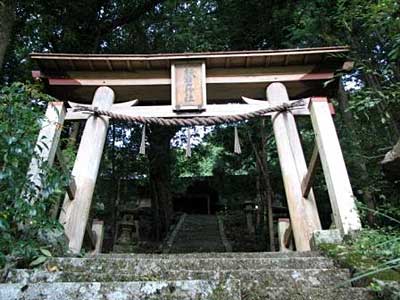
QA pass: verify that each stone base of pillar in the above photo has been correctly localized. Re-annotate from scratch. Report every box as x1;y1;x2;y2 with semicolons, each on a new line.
310;229;343;250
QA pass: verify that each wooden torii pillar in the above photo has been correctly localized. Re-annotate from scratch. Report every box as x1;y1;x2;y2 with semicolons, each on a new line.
268;83;321;251
59;86;115;253
309;97;361;234
269;83;361;251
26;102;66;194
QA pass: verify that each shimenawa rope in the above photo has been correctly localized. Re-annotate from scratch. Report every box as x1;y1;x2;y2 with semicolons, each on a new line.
73;99;305;127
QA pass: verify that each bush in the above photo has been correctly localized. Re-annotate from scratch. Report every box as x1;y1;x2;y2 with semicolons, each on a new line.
320;227;400;285
0;82;68;268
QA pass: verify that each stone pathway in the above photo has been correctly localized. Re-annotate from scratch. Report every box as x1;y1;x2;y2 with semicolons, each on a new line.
1;251;374;299
168;214;226;253
0;216;375;299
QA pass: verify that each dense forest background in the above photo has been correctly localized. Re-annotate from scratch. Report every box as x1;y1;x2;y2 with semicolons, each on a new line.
0;0;399;271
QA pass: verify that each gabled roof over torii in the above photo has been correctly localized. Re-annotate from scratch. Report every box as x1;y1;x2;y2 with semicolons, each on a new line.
30;46;351;104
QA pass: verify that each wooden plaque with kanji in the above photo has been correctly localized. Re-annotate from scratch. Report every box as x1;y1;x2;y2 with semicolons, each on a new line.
171;61;207;111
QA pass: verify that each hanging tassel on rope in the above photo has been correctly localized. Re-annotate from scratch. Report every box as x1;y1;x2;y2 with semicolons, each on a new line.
186;127;192;158
234;126;242;154
139;124;146;155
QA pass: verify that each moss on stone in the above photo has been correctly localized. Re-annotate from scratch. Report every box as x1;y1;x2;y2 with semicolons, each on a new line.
318;240;400;287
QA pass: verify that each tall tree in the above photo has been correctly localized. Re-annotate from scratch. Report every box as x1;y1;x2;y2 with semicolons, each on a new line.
148;125;177;240
0;0;16;68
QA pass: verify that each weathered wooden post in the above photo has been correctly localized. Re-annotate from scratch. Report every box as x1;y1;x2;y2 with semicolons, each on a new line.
267;82;318;251
244;201;255;235
59;86;115;253
309;97;361;235
283;103;322;232
90;219;104;255
278;218;292;252
27;102;66;192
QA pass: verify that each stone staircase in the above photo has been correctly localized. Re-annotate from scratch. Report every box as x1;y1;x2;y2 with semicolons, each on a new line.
168;214;226;253
0;251;373;299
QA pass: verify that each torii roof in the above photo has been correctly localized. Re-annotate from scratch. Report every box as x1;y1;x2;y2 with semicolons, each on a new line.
30;46;351;104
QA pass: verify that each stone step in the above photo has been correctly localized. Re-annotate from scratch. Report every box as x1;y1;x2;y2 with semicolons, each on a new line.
168;248;226;253
244;287;373;300
45;256;335;273
168;214;226;253
168;249;226;253
94;251;323;259
0;279;241;300
7;268;351;288
172;238;223;243
173;234;222;239
169;244;226;252
0;282;373;300
173;238;222;242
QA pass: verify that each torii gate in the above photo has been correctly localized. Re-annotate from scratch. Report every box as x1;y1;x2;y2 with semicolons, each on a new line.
29;46;361;253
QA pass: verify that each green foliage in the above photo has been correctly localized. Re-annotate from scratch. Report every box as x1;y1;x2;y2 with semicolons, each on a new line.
174;142;224;178
320;228;400;284
320;201;400;285
0;82;67;268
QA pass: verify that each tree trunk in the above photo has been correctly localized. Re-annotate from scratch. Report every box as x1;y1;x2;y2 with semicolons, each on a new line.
259;119;275;251
0;0;16;70
248;121;275;251
148;125;176;240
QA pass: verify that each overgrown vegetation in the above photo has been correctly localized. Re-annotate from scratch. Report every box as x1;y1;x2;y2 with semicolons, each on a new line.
0;83;68;268
320;229;400;284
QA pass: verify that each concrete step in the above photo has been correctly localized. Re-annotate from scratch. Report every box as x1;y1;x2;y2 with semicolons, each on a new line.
168;248;226;253
6;268;351;288
0;279;241;300
0;282;373;300
94;251;323;259
44;256;335;273
169;244;226;252
243;287;373;300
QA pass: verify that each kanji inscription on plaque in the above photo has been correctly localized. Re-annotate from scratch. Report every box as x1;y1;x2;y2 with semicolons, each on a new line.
171;61;207;111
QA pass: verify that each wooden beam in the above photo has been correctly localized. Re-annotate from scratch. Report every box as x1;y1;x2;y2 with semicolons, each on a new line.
243;96;334;115
268;82;313;251
88;60;95;71
48;78;171;86
55;148;77;200
302;143;320;198
283;223;293;249
277;218;292;252
59;86;115;253
85;222;97;250
67;177;77;201
106;60;113;71
207;72;334;84
90;220;104;254
309;97;361;235
68;99;138;110
41;65;316;78
26;102;66;192
283;99;321;232
241;96;268;105
45;72;332;87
